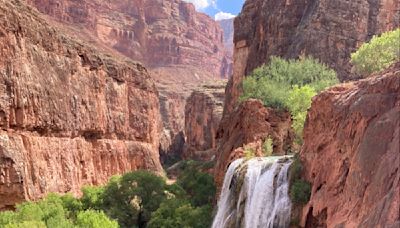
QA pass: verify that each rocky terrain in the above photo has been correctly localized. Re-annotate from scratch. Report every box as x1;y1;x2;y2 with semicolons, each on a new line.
214;99;294;193
224;0;399;114
183;82;226;160
0;0;163;210
299;62;399;228
25;0;233;160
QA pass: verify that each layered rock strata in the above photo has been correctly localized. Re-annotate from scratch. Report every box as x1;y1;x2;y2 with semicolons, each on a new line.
183;83;226;160
225;0;399;114
0;0;163;210
214;99;294;193
299;62;400;227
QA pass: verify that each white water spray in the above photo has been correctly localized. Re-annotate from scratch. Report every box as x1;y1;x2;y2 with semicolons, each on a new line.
212;156;292;228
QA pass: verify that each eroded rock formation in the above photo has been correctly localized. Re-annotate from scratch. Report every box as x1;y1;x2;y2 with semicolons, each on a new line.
218;18;234;64
0;0;162;210
214;99;294;193
224;0;399;114
183;83;226;160
299;62;400;227
26;0;232;78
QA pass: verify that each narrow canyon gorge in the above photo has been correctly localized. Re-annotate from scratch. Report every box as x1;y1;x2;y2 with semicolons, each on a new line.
0;0;399;227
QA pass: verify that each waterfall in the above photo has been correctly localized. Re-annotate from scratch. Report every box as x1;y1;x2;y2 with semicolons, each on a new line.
212;156;293;228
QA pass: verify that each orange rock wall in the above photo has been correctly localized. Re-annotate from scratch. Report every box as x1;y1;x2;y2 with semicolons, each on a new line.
0;0;162;210
300;63;400;227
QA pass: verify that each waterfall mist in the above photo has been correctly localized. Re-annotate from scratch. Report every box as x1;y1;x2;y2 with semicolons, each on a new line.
212;156;293;228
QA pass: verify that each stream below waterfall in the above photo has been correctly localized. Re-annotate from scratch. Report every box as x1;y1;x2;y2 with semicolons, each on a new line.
212;156;293;228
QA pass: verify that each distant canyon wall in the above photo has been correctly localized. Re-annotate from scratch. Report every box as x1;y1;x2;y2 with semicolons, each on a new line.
0;0;162;210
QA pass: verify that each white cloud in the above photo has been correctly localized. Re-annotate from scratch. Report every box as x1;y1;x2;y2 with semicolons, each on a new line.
183;0;211;10
214;11;236;21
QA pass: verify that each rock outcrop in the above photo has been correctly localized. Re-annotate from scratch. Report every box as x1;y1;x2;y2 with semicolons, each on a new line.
214;99;294;193
224;0;399;114
26;0;232;78
299;62;400;227
25;0;232;160
218;18;234;61
183;82;226;160
0;0;163;210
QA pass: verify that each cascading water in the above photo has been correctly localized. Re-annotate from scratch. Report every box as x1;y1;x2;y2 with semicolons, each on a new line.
212;156;293;228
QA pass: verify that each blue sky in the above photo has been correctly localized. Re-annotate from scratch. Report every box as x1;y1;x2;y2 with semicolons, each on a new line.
183;0;246;20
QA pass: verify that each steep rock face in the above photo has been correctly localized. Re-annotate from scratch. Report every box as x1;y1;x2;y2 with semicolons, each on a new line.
26;0;232;160
224;0;399;114
26;0;232;78
214;99;293;193
299;63;400;227
218;18;234;61
0;0;162;210
183;83;225;160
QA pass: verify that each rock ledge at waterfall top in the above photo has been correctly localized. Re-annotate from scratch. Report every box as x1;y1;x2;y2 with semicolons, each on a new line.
299;62;400;227
0;0;163;210
214;99;294;194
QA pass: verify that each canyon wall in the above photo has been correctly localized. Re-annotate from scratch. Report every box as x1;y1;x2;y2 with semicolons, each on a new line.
218;18;234;63
0;0;162;210
183;83;225;160
214;99;294;193
225;0;399;114
26;0;232;78
299;62;399;227
25;0;233;160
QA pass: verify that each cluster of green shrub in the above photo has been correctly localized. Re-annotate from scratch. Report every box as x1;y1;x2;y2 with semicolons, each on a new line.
351;28;400;76
240;56;339;143
289;154;311;205
0;167;216;228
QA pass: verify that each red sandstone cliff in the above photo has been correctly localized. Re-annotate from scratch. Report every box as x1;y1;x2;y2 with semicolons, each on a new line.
183;83;226;160
299;63;400;227
26;0;232;78
214;99;294;193
0;0;163;210
25;0;233;160
224;0;399;115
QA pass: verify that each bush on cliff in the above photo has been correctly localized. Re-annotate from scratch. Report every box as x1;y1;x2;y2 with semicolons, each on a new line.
241;56;338;143
351;28;400;75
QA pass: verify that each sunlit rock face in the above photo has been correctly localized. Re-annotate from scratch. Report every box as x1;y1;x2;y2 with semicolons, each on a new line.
214;99;294;194
299;62;400;227
213;156;293;228
224;0;399;115
0;0;163;210
26;0;232;78
183;83;225;161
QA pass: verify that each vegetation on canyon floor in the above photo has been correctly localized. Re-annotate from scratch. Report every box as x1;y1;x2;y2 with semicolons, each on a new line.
240;56;339;143
351;28;400;76
0;164;216;228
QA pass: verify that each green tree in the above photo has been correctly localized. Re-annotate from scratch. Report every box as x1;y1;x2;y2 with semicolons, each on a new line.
262;136;274;156
76;210;119;228
241;56;338;144
177;161;216;207
286;85;316;143
351;28;400;75
148;199;212;228
102;171;167;228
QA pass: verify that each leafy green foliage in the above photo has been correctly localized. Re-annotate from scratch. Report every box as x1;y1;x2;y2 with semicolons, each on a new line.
241;56;338;144
176;161;216;207
291;180;311;204
102;171;167;228
0;169;215;228
290;154;311;205
262;136;274;156
76;210;118;228
351;28;400;75
286;85;316;143
147;199;212;228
